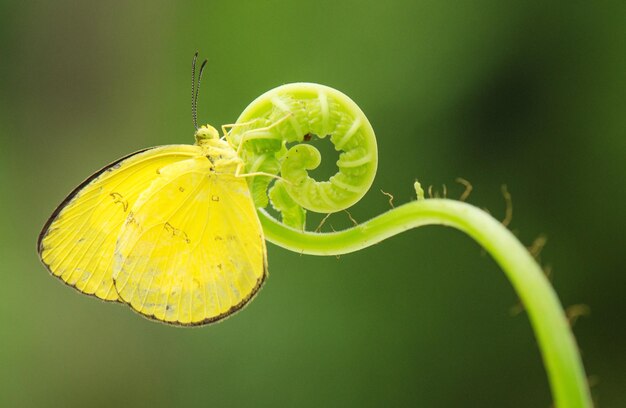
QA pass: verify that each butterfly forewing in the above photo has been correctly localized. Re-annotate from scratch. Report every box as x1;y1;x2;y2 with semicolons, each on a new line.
112;156;267;325
38;145;202;300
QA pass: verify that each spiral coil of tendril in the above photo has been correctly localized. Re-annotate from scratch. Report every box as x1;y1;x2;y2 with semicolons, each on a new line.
227;83;378;229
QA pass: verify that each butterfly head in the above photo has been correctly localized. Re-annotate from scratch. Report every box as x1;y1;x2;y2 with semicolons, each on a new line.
194;124;220;144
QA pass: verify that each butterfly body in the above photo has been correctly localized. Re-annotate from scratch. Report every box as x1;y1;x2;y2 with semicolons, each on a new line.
39;78;379;326
38;125;267;326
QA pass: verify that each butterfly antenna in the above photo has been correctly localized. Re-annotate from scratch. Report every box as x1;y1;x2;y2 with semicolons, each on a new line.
192;55;209;131
191;52;199;130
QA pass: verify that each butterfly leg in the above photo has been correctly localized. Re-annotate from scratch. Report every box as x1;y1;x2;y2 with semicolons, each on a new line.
233;161;289;183
215;152;287;182
233;113;293;158
220;119;260;140
221;113;294;182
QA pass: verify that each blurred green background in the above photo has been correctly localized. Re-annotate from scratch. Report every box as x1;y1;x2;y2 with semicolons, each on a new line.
1;1;624;407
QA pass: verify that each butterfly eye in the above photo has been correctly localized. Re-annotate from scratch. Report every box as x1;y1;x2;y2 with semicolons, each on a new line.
194;124;220;142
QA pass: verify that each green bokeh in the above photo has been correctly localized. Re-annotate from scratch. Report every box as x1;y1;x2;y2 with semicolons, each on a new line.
1;1;624;407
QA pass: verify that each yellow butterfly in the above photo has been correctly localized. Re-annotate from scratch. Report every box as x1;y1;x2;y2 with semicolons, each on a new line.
37;54;267;326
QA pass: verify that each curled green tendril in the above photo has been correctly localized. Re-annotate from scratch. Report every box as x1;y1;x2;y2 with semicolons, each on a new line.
230;83;592;408
227;83;377;228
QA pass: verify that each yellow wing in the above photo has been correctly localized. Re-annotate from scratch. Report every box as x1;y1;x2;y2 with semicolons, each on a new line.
112;156;267;325
38;145;202;301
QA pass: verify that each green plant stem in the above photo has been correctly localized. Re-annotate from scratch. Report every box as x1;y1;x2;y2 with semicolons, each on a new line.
258;198;592;408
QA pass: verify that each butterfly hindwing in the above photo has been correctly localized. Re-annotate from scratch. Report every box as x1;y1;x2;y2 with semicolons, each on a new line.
38;145;202;301
112;156;267;325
